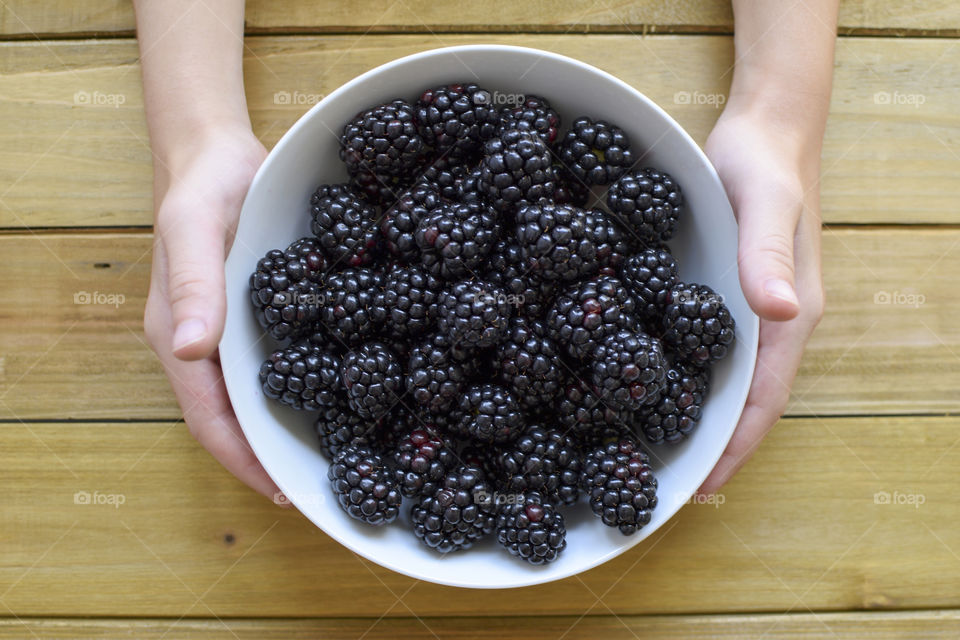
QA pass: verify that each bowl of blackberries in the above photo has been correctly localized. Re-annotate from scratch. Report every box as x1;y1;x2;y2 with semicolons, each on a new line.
221;45;759;588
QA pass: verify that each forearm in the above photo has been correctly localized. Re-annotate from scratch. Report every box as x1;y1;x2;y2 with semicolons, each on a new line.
728;0;839;163
133;0;251;173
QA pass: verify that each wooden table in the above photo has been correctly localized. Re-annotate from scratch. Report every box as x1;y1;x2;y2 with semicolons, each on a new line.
2;2;959;638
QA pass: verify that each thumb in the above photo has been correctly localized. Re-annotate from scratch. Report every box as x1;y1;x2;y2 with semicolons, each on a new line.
735;180;803;322
160;198;228;361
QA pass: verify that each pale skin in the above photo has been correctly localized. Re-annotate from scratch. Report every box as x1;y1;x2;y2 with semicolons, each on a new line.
133;0;837;502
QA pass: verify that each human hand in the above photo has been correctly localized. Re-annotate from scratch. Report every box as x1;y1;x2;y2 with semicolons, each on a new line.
143;126;284;502
698;107;825;494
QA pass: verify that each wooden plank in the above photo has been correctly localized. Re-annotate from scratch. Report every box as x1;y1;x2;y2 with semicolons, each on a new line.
2;611;960;639
1;35;959;228
0;228;957;420
3;1;960;36
0;416;958;616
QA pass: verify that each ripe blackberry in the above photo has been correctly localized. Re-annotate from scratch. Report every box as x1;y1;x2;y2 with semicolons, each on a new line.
454;384;524;444
259;337;340;410
581;439;658;535
515;203;626;282
381;183;444;263
319;268;385;345
436;280;513;351
496;491;566;565
411;465;495;553
455;166;485;206
497;95;561;146
341;341;404;420
497;425;581;506
482;240;556;319
417;156;472;201
496;317;566;410
315;399;380;459
607;168;683;244
393;427;458;498
405;333;474;414
250;237;327;341
415;202;499;280
558;379;634;444
309;183;380;268
459;443;501;483
592;330;667;411
340;100;424;177
479;129;557;213
545;275;638;360
328;443;402;526
620;247;679;322
415;84;500;157
373;265;441;338
558;117;635;185
662;283;736;364
639;363;709;445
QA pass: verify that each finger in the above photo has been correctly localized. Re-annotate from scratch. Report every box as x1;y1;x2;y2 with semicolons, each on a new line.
157;195;229;361
735;177;804;322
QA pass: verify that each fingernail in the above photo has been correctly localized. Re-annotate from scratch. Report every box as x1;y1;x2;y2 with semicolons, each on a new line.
172;318;207;353
763;278;799;307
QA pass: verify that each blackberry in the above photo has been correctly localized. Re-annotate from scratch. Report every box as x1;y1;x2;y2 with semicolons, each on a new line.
545;275;638;360
393;427;458;498
249;237;327;341
496;317;566;410
455;166;485;206
482;240;556;319
553;168;591;207
341;341;404;420
259;337;340;410
373;265;441;338
349;169;410;207
328;443;402;526
639;363;709;445
411;465;495;553
309;183;380;268
405;333;474;414
662;283;736;364
558;379;634;444
496;491;566;565
592;330;667;411
458;443;501;483
620;247;679;322
315;399;380;459
497;425;581;506
515;203;626;282
340;99;424;177
497;95;561;146
417;156;473;201
319;268;385;345
479;129;557;213
607;168;683;244
381;183;444;263
436;280;513;351
415;84;500;157
558;117;635;185
453;384;524;444
581;439;658;535
415;202;499;280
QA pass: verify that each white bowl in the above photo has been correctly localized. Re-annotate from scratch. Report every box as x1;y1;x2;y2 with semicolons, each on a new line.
222;45;759;588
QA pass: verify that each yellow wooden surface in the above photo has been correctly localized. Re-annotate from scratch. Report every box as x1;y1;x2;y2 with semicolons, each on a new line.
1;35;959;228
3;1;960;36
2;1;958;637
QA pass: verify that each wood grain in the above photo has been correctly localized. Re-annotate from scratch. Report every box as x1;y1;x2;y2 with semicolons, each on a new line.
1;229;957;420
2;611;960;639
0;416;958;616
3;1;960;36
1;35;958;228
